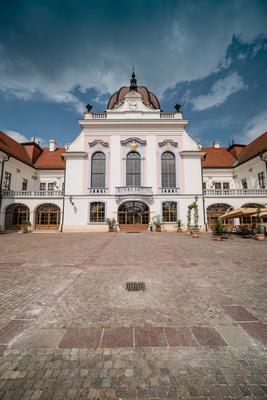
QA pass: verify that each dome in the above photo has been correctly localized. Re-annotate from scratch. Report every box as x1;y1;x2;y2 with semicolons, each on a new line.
107;71;160;110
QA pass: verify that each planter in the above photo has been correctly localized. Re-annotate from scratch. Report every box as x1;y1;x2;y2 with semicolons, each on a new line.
176;228;182;233
214;235;222;241
155;227;161;232
255;233;265;241
21;225;28;233
185;231;191;236
192;232;199;238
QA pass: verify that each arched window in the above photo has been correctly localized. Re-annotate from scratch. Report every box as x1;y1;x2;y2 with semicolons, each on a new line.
91;152;106;188
90;202;105;222
162;201;177;222
36;203;61;229
126;152;141;186
5;203;30;230
161;152;176;188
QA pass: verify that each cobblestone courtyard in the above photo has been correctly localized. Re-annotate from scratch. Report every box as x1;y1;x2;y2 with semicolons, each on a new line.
0;232;266;399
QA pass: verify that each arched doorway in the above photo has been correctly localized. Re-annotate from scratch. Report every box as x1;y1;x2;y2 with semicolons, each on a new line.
35;203;61;230
118;201;149;231
5;203;30;230
207;203;233;229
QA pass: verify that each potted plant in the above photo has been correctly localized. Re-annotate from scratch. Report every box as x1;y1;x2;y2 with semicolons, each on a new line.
153;215;162;232
192;202;199;238
186;205;193;235
213;219;223;241
176;219;183;232
21;220;31;233
105;217;117;232
255;207;265;240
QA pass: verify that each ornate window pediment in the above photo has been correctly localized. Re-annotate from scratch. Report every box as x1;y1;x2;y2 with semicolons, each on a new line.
89;139;109;148
120;137;147;146
158;139;178;148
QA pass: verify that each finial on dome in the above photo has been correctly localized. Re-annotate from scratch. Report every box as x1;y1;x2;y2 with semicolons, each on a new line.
130;67;138;91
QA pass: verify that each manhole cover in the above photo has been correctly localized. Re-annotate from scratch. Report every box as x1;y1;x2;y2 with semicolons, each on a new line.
126;282;146;292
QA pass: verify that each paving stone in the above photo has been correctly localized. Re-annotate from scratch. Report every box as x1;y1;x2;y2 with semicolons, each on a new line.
10;328;66;349
101;328;133;348
164;327;198;347
216;324;254;347
58;328;102;348
191;326;227;346
135;327;167;347
223;305;259;321
240;321;267;344
0;320;30;345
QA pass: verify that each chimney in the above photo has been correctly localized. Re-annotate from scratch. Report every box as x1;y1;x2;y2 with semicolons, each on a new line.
49;139;57;152
212;141;220;148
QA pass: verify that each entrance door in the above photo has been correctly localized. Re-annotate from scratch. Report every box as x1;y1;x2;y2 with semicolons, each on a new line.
35;203;61;230
118;201;149;231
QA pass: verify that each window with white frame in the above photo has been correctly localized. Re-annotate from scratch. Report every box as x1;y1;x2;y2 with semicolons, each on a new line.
223;182;230;190
91;152;106;188
242;178;248;189
3;172;11;190
48;183;55;191
161;152;176;188
126;152;141;186
162;201;177;222
258;172;266;189
22;178;28;191
90;202;105;222
40;183;46;191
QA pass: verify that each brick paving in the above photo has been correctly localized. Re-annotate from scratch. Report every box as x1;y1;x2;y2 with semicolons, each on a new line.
0;231;266;399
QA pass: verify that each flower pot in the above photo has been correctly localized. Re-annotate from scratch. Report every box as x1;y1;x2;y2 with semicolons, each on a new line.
255;233;265;241
192;232;199;238
177;228;182;233
185;231;191;236
214;235;222;241
155;227;161;232
21;225;28;233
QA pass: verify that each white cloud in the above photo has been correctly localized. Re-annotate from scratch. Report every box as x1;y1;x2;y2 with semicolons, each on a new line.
0;1;266;108
191;72;247;111
242;110;267;141
2;129;47;146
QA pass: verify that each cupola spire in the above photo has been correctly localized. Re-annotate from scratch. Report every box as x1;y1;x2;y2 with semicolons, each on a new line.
129;68;138;91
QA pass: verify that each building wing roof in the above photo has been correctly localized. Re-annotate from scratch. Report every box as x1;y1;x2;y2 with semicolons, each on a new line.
0;130;65;169
237;131;267;164
34;147;65;169
201;147;236;168
0;130;31;165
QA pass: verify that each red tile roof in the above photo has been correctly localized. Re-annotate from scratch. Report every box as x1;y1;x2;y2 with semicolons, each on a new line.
0;130;65;169
0;130;31;165
201;147;236;168
34;147;65;169
237;131;267;165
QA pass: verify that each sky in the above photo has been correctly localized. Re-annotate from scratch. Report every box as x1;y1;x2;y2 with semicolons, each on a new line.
0;0;267;147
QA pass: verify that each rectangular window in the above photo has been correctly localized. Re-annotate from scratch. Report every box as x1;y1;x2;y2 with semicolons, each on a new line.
40;183;46;191
48;183;55;191
242;178;248;189
214;182;221;190
162;201;177;222
223;182;230;190
203;182;206;190
90;202;105;222
22;178;28;191
3;172;11;190
258;172;266;189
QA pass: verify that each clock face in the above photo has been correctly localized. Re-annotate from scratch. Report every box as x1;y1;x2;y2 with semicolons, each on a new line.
129;101;138;111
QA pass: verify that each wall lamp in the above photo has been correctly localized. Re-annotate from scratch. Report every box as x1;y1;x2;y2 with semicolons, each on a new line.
69;196;75;206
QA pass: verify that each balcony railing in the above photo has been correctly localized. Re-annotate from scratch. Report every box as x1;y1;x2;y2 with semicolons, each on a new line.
204;189;267;197
88;187;108;194
160;187;179;194
2;190;64;198
116;186;153;196
92;112;107;119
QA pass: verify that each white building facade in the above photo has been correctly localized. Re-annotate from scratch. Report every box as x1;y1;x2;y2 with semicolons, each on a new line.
0;73;267;232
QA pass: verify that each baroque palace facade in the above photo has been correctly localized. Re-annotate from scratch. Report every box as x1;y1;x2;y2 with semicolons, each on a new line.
0;73;267;232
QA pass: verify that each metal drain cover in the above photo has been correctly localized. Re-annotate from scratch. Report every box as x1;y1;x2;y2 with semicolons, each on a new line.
126;281;146;292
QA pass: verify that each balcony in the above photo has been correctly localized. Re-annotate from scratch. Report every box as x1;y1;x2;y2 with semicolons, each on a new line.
88;187;108;194
204;189;267;197
160;187;179;194
2;190;64;198
115;186;153;196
